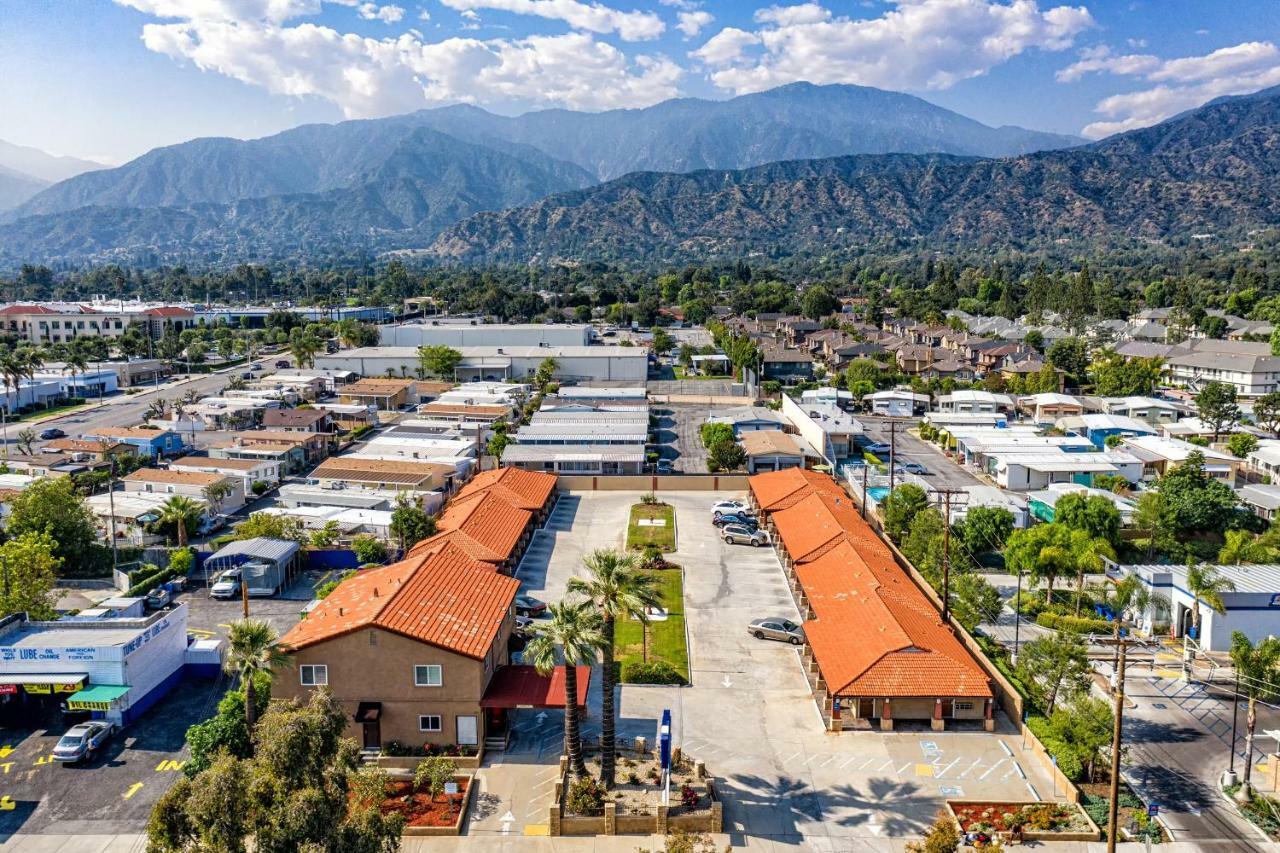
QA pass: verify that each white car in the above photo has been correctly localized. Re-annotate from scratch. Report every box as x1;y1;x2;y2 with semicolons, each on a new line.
210;568;242;599
710;500;748;518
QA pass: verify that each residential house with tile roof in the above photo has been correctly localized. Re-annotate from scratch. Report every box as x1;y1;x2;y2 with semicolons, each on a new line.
275;543;585;752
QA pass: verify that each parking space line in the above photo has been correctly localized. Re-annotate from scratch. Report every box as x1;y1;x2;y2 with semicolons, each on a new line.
781;751;802;764
896;762;912;774
935;758;960;777
859;758;877;770
840;756;860;769
978;759;1007;780
877;759;894;771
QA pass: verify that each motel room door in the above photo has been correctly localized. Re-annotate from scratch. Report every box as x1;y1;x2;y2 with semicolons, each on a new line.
457;715;478;746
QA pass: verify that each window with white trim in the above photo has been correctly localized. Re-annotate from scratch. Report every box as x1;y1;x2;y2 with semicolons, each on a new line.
414;664;443;687
419;715;442;732
954;701;974;711
300;664;328;686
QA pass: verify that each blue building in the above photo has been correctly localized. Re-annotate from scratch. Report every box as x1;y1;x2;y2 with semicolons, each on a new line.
1057;414;1157;449
83;427;188;460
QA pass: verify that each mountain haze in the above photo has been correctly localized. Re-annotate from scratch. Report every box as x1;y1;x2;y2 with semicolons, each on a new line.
0;83;1083;263
431;86;1280;263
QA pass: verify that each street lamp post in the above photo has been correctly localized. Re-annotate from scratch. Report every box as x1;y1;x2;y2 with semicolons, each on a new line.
1224;669;1242;788
1013;567;1024;663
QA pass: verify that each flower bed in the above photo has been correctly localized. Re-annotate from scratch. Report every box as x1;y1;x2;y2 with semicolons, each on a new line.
947;800;1100;842
380;777;472;836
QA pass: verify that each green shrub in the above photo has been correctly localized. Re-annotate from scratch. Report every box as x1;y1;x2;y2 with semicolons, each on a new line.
413;756;458;798
1035;612;1113;634
564;776;606;816
250;480;271;496
621;660;685;685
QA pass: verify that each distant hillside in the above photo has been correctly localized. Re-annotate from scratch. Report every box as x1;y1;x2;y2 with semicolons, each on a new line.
0;83;1084;263
0;139;102;185
0;164;47;212
429;86;1280;263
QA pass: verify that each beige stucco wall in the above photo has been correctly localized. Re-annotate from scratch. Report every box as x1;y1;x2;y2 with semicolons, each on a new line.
274;619;511;748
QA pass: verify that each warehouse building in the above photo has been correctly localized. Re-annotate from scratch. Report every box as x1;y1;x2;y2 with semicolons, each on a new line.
379;322;592;348
316;346;648;385
0;603;189;726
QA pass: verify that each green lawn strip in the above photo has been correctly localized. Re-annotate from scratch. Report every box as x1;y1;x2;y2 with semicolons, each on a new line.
625;502;676;551
614;568;689;682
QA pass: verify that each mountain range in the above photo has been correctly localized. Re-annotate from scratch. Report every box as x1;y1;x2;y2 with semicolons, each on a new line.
0;140;103;211
0;83;1082;263
432;86;1280;263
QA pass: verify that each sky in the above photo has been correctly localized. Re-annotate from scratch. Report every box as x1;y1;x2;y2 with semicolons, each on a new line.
0;0;1278;165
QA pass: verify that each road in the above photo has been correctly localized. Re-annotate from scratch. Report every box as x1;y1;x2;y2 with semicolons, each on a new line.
857;415;983;491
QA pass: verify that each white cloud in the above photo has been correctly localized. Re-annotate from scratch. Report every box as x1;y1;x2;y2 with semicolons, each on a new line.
417;7;429;20
122;1;682;116
676;10;712;37
1057;40;1280;138
437;0;664;41
691;27;759;66
697;0;1094;95
357;3;404;23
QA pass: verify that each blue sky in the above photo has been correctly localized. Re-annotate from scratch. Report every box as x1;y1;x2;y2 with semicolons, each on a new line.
1;0;1278;164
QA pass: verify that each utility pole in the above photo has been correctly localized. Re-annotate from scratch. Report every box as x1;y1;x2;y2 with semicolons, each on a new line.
1095;636;1136;853
887;420;897;494
860;462;869;519
241;569;249;619
933;488;967;625
101;441;118;574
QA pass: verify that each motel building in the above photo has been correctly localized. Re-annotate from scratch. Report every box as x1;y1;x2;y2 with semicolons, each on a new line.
0;603;190;726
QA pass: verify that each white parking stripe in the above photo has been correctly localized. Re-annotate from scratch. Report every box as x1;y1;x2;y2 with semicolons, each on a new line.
978;759;1007;780
935;758;959;777
896;763;912;774
957;757;983;778
859;758;877;770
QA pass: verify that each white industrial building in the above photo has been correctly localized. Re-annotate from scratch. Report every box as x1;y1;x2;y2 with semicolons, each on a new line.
0;604;189;725
1107;560;1280;652
379;321;592;348
315;346;648;384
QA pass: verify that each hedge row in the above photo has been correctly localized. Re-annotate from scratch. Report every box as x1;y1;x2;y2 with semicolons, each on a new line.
621;660;685;685
126;565;180;597
1035;611;1113;635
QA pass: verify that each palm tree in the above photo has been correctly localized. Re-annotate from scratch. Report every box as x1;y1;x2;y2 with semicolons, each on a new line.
157;495;203;547
1187;562;1236;648
1069;530;1116;616
1218;529;1278;566
566;549;661;788
224;618;291;744
523;600;605;779
63;348;90;403
202;480;234;516
1229;631;1280;800
288;333;322;370
0;349;25;457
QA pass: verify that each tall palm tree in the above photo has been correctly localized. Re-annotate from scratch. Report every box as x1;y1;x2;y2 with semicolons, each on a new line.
1069;530;1116;616
63;348;90;403
566;549;661;788
1218;529;1278;566
1187;562;1235;647
157;495;203;547
523;600;605;779
224;618;291;744
0;349;24;458
288;334;321;370
1229;631;1280;800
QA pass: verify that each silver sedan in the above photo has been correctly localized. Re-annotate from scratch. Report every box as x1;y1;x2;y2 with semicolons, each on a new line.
748;618;805;645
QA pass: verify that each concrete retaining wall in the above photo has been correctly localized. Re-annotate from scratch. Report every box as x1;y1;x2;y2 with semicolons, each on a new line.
557;474;750;492
400;774;475;837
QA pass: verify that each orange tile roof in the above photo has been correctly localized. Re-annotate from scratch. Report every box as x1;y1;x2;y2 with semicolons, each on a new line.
458;468;557;511
280;542;517;658
45;438;127;454
749;467;846;513
749;470;992;700
770;491;863;563
433;490;532;563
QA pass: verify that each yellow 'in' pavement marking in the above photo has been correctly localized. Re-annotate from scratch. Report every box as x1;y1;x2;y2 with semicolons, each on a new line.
915;764;935;777
524;824;550;836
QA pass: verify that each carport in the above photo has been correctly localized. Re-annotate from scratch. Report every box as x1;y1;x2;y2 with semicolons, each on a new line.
480;664;590;749
202;537;303;595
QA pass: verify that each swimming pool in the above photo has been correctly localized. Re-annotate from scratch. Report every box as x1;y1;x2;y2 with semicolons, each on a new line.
867;486;891;503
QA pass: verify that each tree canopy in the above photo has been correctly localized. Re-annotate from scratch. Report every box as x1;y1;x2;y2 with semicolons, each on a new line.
6;477;103;577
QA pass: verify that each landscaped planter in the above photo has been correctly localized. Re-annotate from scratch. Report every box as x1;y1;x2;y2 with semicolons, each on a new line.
946;799;1101;843
550;751;720;836
381;774;475;837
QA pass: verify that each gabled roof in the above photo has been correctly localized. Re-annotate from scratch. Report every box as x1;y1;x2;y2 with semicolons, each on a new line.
748;467;846;512
430;490;532;562
281;542;516;658
262;408;330;428
124;468;227;487
770;491;863;563
458;468;556;511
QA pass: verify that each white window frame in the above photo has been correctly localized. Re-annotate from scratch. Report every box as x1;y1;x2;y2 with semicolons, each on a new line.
300;664;328;686
414;664;443;687
419;714;443;732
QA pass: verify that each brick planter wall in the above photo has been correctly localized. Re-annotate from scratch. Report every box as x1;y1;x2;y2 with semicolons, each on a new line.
944;799;1101;843
400;774;476;837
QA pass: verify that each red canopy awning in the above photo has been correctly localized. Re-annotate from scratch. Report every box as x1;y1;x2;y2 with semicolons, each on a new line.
481;665;591;709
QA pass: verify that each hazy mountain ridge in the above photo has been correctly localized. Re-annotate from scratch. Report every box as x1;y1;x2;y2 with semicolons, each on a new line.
428;86;1280;263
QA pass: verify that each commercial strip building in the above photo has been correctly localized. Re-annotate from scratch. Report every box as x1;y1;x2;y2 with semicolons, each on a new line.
316;345;649;385
0;302;195;345
0;603;189;726
746;469;994;731
1106;559;1280;652
502;401;650;475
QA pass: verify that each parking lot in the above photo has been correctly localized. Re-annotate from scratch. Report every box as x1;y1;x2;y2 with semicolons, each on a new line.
488;490;1062;847
0;578;315;841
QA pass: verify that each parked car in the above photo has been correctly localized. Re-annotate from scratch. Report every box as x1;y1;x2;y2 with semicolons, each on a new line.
144;586;172;610
196;515;229;536
210;568;242;599
723;524;769;546
655;459;674;474
514;614;535;636
862;442;892;455
241;371;254;380
39;428;66;440
748;618;805;645
713;512;758;529
275;359;291;368
249;362;263;370
52;721;116;763
896;462;930;475
710;499;748;518
514;595;547;617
